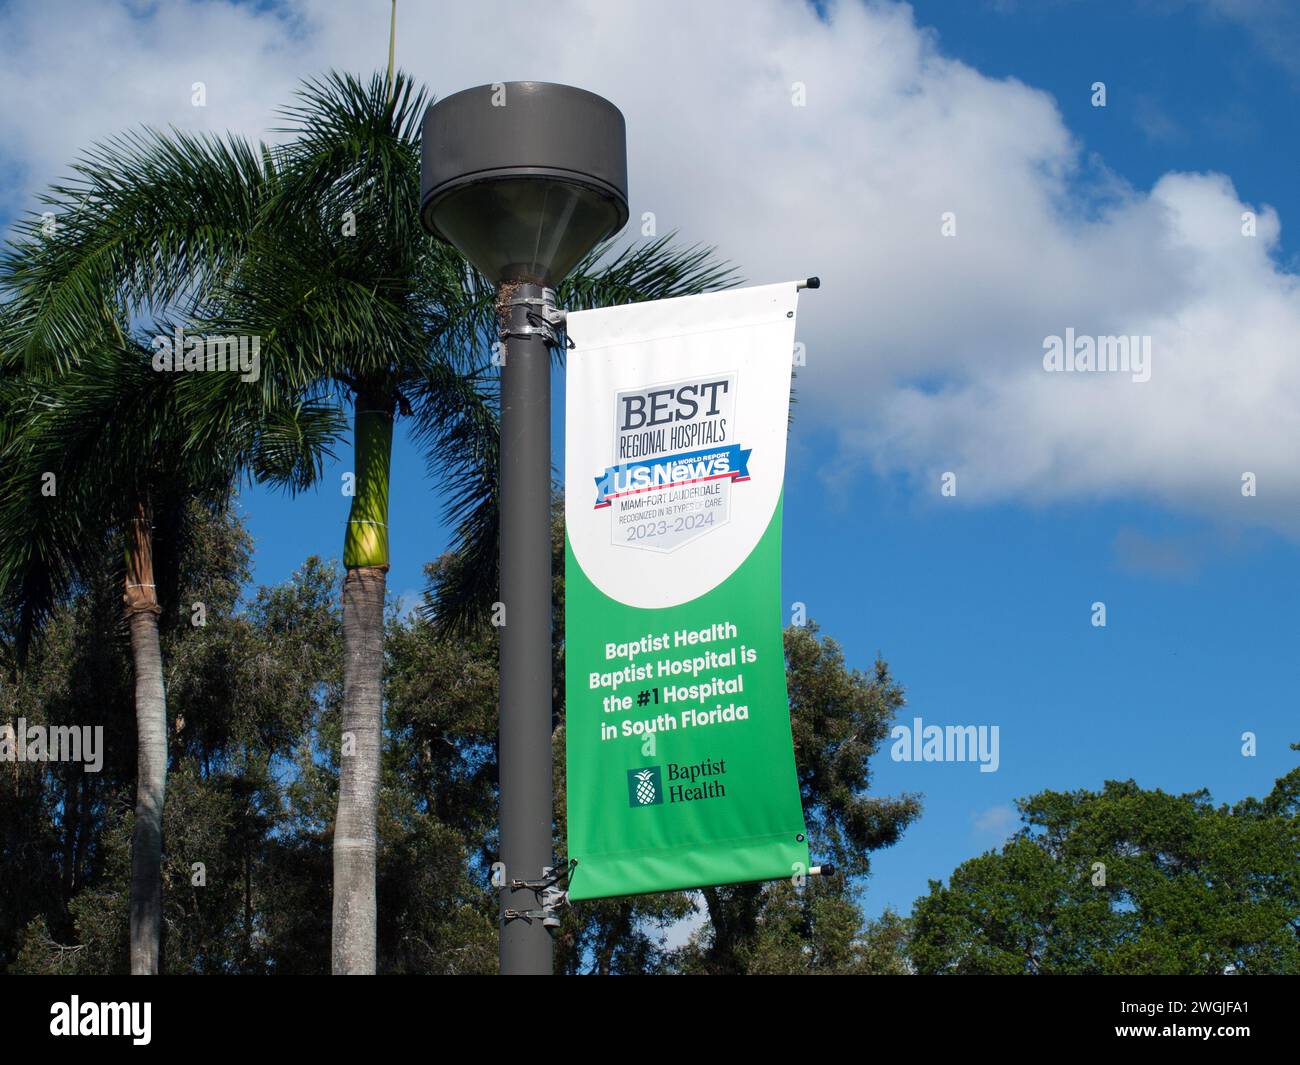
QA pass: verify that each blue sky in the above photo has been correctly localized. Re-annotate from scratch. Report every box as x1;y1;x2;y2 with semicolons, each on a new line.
910;0;1300;269
3;0;1298;925
829;0;1300;917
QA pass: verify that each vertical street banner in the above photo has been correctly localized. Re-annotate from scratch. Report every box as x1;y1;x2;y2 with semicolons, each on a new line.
563;282;810;900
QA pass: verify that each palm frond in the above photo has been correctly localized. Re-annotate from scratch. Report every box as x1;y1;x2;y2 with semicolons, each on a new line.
407;351;499;632
0;128;274;376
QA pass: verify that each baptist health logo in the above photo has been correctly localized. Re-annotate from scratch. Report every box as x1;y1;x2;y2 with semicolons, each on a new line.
628;766;663;807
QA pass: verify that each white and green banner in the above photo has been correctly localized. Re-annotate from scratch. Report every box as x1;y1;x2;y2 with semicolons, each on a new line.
563;282;810;901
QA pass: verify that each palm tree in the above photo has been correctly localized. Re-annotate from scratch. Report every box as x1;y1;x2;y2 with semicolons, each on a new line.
0;108;345;975
0;322;333;973
2;70;734;973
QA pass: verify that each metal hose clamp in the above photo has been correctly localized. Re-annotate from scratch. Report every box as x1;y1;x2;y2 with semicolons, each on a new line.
497;287;570;348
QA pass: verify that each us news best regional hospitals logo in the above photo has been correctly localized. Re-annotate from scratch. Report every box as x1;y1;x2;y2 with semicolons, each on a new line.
594;373;749;553
628;766;663;806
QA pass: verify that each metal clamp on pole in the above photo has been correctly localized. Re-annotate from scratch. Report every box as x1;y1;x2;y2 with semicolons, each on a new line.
497;286;570;348
502;863;572;930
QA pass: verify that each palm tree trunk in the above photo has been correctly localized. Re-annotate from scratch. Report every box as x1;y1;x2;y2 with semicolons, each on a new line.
125;502;166;975
332;400;392;974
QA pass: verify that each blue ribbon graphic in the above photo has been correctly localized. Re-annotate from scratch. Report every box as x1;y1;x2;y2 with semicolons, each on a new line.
594;445;752;507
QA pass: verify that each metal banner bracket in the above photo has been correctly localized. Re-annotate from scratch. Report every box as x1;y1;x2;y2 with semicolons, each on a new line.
501;862;574;930
497;287;571;348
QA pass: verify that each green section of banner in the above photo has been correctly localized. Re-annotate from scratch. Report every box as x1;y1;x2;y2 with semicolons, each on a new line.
565;497;810;901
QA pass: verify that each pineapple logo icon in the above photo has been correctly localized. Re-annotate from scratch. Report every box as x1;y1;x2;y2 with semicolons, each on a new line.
627;766;663;807
634;770;656;804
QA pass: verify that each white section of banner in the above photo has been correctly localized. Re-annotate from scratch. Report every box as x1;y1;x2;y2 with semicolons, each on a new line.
565;282;799;609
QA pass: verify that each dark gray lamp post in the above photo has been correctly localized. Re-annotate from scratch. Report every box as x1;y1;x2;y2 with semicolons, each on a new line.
420;82;629;975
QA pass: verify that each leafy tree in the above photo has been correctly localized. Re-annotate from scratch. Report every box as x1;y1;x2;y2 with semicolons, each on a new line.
910;756;1300;974
0;340;246;974
0;559;132;973
678;889;912;975
2;509;342;974
2;497;916;974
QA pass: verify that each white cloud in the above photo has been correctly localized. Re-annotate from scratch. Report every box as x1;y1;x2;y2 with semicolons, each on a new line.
971;803;1017;841
2;0;1296;531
